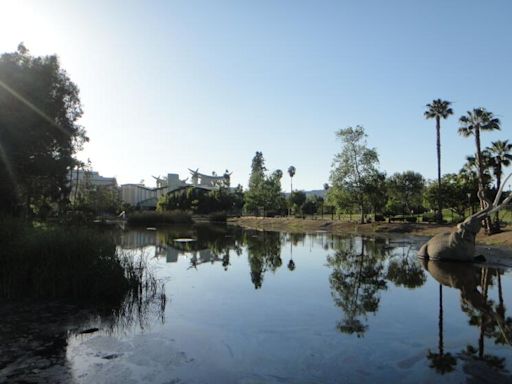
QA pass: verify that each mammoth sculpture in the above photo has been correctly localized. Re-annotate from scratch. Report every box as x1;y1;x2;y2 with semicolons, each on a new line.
418;173;512;262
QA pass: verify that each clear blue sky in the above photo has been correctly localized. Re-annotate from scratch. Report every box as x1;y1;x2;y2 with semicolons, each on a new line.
1;0;511;191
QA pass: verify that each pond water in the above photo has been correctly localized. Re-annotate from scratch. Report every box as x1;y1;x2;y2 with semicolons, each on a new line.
2;224;512;383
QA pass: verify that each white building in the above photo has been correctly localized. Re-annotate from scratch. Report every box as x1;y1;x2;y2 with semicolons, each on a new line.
119;170;231;209
68;169;118;202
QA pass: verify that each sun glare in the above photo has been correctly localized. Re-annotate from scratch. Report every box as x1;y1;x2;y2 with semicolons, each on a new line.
0;1;53;54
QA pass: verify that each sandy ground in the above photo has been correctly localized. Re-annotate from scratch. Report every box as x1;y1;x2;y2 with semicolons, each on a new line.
229;216;512;248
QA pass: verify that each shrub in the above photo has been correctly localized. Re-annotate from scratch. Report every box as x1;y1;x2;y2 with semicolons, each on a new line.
422;213;436;223
405;216;417;223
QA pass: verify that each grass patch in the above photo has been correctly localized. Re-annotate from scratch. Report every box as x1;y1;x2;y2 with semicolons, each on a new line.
127;210;193;226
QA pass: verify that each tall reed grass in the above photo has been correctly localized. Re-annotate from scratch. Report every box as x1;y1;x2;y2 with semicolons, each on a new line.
0;217;160;305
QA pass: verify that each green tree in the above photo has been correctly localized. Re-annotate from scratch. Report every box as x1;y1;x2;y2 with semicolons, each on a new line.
386;171;425;216
244;151;267;213
302;195;324;215
0;44;87;215
289;190;306;215
458;108;501;232
424;173;475;220
488;140;512;194
244;152;285;215
488;140;512;228
330;126;379;223
424;99;453;223
363;171;387;216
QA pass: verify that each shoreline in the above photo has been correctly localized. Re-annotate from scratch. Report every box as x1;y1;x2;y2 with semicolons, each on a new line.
229;216;512;248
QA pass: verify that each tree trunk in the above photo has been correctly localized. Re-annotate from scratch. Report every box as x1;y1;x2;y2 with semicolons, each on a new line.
475;128;493;233
495;169;502;230
436;117;443;223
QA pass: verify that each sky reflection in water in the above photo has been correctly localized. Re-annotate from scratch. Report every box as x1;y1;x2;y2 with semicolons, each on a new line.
3;225;512;383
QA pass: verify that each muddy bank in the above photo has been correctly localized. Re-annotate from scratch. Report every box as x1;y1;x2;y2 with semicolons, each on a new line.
229;217;512;248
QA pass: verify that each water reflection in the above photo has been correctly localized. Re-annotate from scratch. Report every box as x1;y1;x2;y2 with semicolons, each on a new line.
5;225;512;382
246;231;283;289
386;241;427;288
0;252;166;383
423;261;512;380
327;237;389;337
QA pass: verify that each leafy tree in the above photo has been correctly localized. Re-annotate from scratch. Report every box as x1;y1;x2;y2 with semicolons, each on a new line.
244;152;285;215
488;140;512;194
386;171;425;216
461;152;493;196
287;165;296;192
488;140;512;228
325;185;354;216
424;173;476;219
0;44;87;215
302;195;324;215
74;184;121;216
289;190;306;215
158;185;243;214
424;99;453;223
458;108;501;232
330;126;379;223
363;171;387;216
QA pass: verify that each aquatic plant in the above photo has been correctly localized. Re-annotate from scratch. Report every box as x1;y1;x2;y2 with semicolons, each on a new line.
0;217;163;306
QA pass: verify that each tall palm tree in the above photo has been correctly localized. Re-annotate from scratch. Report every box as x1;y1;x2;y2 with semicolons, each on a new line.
488;140;512;228
287;166;296;192
458;108;501;232
489;140;512;193
425;99;453;223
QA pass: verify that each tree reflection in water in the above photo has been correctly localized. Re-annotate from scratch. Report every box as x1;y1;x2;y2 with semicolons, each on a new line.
422;261;512;380
327;237;388;337
386;241;427;289
245;231;283;289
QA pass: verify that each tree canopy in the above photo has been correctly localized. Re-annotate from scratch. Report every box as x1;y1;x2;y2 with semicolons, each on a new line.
0;44;87;215
329;126;379;223
244;151;286;214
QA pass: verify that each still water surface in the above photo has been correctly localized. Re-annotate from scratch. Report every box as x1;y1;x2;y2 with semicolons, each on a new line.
2;224;512;383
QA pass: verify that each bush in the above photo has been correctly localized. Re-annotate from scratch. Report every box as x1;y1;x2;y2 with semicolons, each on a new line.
405;216;417;223
127;210;193;226
422;213;436;223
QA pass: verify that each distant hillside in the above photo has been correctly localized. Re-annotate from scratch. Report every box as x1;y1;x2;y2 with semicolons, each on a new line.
304;190;326;198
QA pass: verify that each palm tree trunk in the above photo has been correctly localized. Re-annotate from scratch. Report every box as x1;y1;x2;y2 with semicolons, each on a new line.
436;117;443;223
475;128;493;233
495;168;502;230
